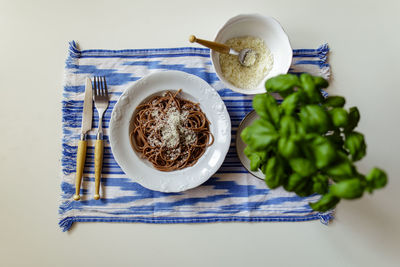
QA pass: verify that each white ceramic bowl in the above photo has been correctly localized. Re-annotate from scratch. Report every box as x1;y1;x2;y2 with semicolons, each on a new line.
109;71;231;192
211;14;292;95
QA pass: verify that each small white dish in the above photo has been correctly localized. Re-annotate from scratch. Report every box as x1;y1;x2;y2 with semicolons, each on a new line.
109;70;231;192
236;110;265;180
211;14;293;95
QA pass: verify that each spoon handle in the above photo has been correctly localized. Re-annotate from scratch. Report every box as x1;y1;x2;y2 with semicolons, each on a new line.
189;35;231;54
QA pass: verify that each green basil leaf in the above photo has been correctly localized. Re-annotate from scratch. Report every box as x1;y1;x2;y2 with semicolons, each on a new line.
312;174;329;194
325;131;344;148
313;76;329;89
248;154;261;171
337;150;350;160
299;105;330;134
278;137;300;159
285;173;307;192
279;115;298;136
252;93;280;126
244;146;267;161
304;133;320;141
244;146;268;171
300;73;315;90
325;160;355;179
263;156;286;189
329;108;349;128
345;107;360;133
289;158;317;177
366;168;388;190
280;91;303;115
298;139;315;161
261;162;268;174
265;74;300;95
344;132;367;161
295;179;314;197
330;179;364;199
309;193;340;212
311;136;337;169
296;120;307;136
240;119;279;151
243;145;253;158
300;73;323;103
324;96;346;108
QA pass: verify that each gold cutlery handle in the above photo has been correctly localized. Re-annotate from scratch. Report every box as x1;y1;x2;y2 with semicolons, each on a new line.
94;139;104;200
189;35;231;54
73;140;87;201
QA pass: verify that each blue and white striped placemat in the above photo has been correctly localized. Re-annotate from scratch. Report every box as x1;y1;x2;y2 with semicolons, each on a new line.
59;41;332;231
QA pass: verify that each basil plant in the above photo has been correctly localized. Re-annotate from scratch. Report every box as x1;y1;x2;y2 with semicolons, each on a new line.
241;74;387;212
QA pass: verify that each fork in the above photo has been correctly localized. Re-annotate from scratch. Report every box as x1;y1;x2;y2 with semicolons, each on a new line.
93;76;109;200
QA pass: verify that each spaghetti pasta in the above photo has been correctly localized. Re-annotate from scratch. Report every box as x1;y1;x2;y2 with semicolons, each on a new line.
130;90;214;171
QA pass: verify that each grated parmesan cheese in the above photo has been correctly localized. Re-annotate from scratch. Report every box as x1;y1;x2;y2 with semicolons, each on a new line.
219;36;274;89
146;104;196;155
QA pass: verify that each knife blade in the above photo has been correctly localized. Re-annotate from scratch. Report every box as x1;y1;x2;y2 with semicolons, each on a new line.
73;77;93;201
81;77;93;135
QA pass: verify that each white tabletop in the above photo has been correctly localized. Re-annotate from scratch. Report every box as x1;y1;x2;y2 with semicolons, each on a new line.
1;0;399;266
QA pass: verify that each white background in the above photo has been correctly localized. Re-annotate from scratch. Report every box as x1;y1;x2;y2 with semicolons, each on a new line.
1;0;399;266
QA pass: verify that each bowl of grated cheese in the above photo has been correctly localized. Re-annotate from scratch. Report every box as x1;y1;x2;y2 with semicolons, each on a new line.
211;14;292;95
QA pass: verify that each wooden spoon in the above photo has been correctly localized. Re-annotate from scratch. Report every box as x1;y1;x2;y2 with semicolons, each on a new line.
189;35;257;67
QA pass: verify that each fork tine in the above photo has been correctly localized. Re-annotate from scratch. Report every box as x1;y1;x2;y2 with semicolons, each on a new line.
97;76;101;96
92;76;96;93
93;76;98;96
100;77;105;96
96;76;101;96
103;77;108;96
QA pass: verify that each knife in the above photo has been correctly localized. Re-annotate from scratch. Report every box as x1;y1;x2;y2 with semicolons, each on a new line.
73;77;93;201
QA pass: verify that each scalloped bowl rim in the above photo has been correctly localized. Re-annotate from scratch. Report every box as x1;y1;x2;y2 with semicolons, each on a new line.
109;70;231;192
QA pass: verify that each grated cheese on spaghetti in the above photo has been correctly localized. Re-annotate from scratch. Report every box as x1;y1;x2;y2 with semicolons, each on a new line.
147;104;196;153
